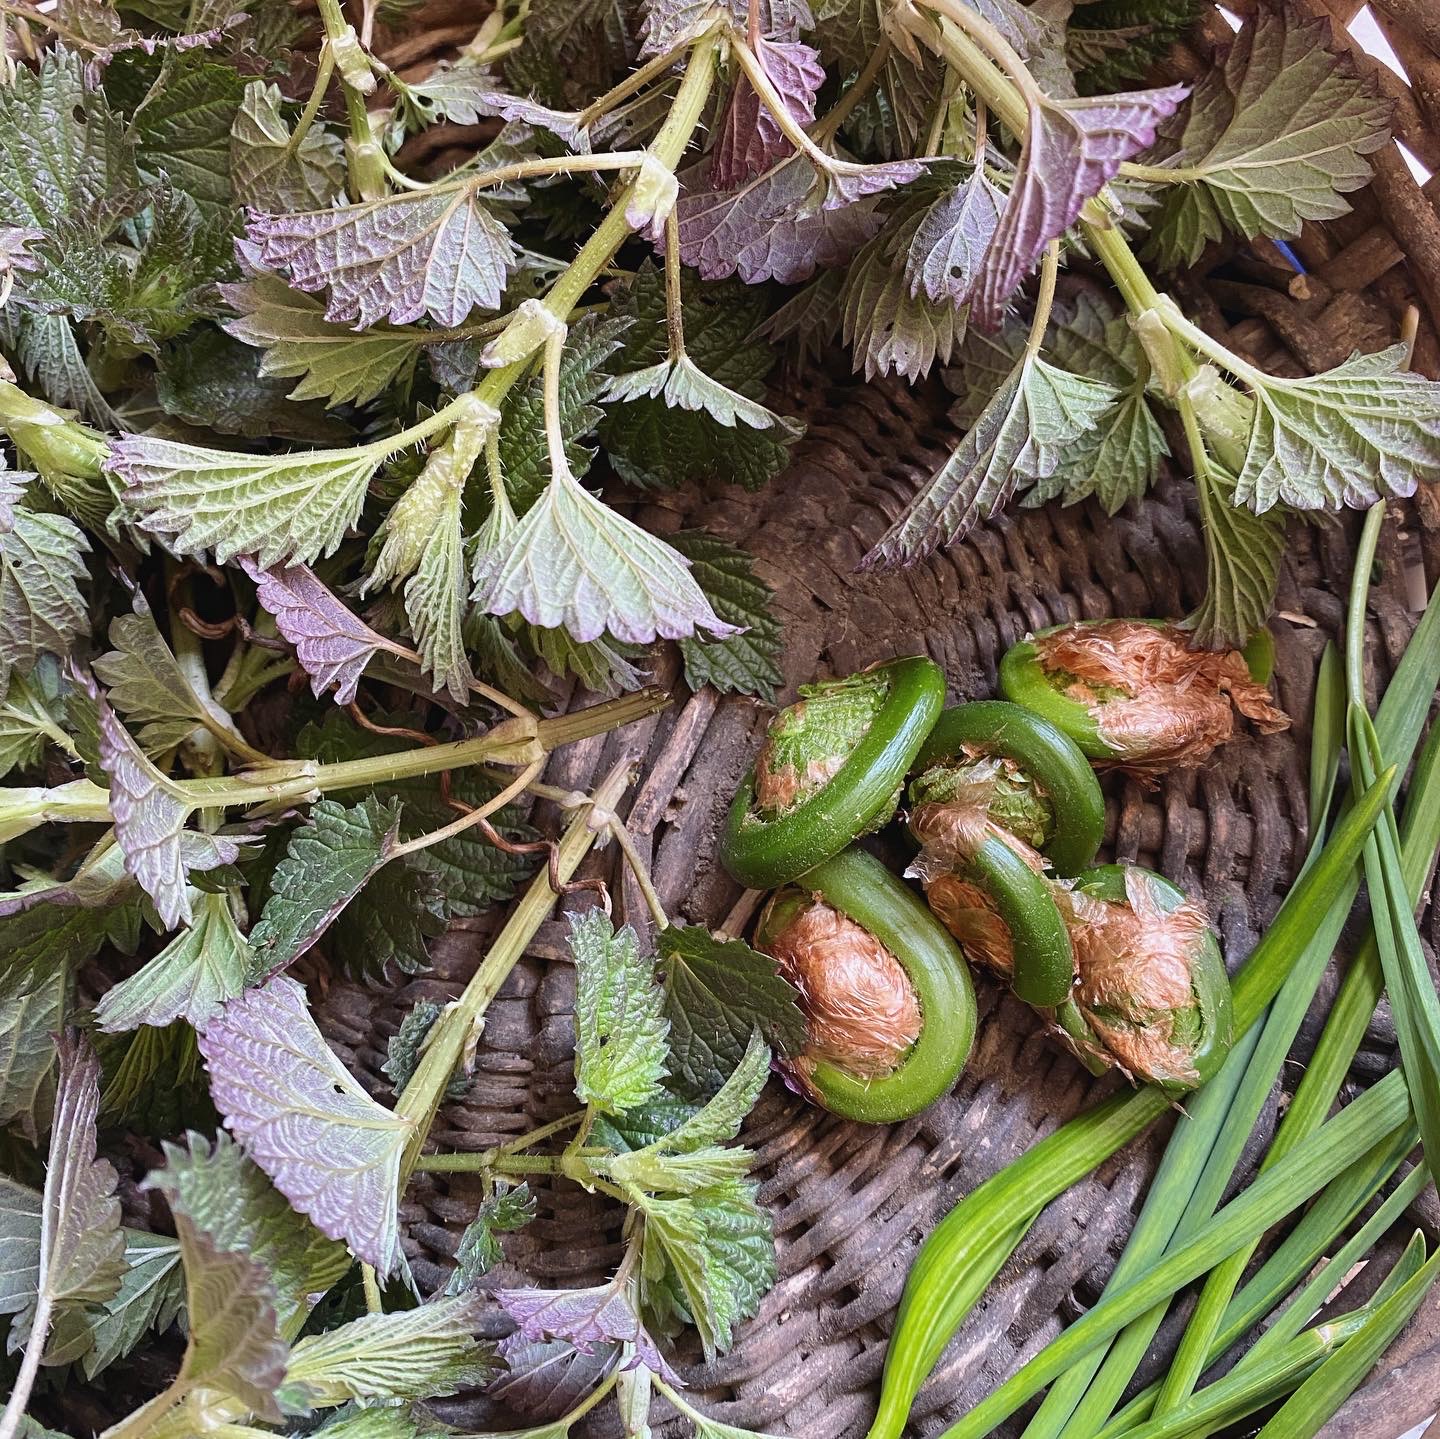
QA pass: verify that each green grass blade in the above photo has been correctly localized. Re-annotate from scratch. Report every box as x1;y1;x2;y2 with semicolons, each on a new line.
1309;639;1345;838
1253;1240;1440;1439
933;1072;1412;1439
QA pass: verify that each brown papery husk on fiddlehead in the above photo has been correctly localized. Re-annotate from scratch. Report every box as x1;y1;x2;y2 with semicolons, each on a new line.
1063;869;1215;1088
760;895;922;1079
1035;621;1289;776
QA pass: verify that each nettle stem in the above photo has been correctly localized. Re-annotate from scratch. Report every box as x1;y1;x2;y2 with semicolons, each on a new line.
393;759;635;1181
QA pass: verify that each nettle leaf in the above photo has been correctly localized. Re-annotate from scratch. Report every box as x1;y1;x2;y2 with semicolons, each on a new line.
97;1018;210;1136
223;272;427;410
677;155;888;286
93;601;238;757
1188;452;1286;649
0;953;70;1141
570;910;669;1117
396;474;473;702
974;85;1187;327
94;688;239;930
667;531;782;702
2;312;121;430
498;1281;677;1382
242;188;517;329
197;973;410;1273
601;265;798;492
444;1183;535;1293
522;620;650;696
240;559;399;707
155;328;344;444
1068;0;1203;93
73;1229;183;1380
0;660;70;778
472;467;738;644
635;1176;773;1359
645;1030;769;1154
152;1197;288;1418
906;168;1005;308
0;1175;42;1324
841;217;964;382
14;1034;126;1361
491;1335;619;1421
383;999;466;1102
1232;347;1440;512
861;354;1119;568
106;52;248;220
246;797;417;976
711;37;825;190
149;1131;349;1336
0;49;141;233
108;431;398;566
396;63;590;152
0;469;89;685
1145;5;1391;268
282;1293;496;1407
94;890;251;1032
231;80;346;211
658;926;805;1100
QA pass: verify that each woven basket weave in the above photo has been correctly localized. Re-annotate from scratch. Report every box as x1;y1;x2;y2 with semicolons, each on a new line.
310;2;1440;1437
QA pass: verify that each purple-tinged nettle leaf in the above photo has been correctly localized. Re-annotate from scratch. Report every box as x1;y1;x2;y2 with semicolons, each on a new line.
239;558;401;706
1;1034;124;1370
92;679;238;930
471;469;739;644
197;974;410;1274
906;170;1005;307
676;156;887;286
400;63;591;153
860;355;1118;569
491;1335;619;1420
711;37;825;190
816;157;924;209
499;1282;681;1384
973;85;1188;329
240;189;517;329
639;0;813;56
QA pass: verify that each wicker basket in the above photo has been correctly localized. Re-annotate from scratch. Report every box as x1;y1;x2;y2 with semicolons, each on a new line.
316;2;1440;1436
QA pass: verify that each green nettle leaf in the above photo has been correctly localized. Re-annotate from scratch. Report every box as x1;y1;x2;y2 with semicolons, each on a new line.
329;855;446;986
604;353;793;432
106;53;248;220
0;660;71;778
569;909;669;1117
973;85;1188;326
1145;5;1391;268
149;1131;349;1337
107;429;407;566
94;889;252;1032
472;462;739;644
383;1000;467;1102
667;530;783;703
246;797;405;974
641;1030;769;1155
1188;449;1286;649
0;1175;42;1324
222;272;427;410
522;621;649;697
394;62;590;151
1231;347;1440;512
1067;0;1203;93
635;1176;774;1359
841;222;966;383
657;926;806;1100
0;49;141;233
1;312;122;430
0;467;90;685
280;1293;496;1407
197;973;411;1273
148;1196;288;1419
861;354;1119;568
72;1229;184;1381
242;188;517;329
155;328;346;444
93;602;241;757
231;80;346;211
97;1019;210;1136
0;953;69;1141
10;1034;126;1363
444;1182;536;1294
